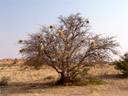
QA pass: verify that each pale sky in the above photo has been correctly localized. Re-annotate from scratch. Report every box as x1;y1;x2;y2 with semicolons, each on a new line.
0;0;128;59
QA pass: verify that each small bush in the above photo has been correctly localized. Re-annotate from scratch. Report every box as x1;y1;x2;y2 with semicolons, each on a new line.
86;75;103;84
74;68;102;86
114;53;128;77
0;76;10;86
74;75;102;86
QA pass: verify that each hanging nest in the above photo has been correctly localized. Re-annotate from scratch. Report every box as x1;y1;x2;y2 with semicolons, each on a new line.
18;40;23;43
58;30;64;37
19;49;25;53
37;35;42;40
71;21;76;26
86;20;89;24
57;51;62;57
65;51;70;56
91;41;96;46
40;45;43;50
50;25;54;29
77;17;82;22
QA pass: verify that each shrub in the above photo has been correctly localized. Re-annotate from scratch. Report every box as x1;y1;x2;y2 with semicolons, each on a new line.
74;76;102;86
114;53;128;77
0;76;10;86
74;68;102;86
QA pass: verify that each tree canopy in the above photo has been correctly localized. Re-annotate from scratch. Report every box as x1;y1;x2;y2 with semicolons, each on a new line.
19;13;119;84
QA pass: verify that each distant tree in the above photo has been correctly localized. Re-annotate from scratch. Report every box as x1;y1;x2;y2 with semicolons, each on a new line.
19;13;119;84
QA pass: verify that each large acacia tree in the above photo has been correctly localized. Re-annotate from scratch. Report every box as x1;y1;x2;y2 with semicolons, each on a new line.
19;13;119;84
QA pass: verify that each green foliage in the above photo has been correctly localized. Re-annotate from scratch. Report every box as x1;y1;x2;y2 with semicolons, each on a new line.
114;53;128;77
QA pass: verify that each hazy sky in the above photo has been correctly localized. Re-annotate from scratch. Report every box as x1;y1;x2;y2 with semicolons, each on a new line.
0;0;128;59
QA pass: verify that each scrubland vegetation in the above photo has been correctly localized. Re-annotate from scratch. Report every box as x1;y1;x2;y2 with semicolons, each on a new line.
1;13;128;96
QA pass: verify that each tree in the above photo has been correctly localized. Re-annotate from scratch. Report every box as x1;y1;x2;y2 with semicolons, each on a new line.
19;13;119;84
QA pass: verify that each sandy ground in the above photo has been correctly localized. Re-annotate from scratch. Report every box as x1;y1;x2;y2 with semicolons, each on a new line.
0;64;128;96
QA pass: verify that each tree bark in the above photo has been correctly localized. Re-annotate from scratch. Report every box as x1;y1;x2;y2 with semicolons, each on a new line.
57;72;71;84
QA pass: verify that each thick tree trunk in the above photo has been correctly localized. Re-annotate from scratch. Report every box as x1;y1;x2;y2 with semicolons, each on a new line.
57;72;71;85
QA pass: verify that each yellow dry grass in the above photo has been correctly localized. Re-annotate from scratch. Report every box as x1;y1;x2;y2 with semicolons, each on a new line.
0;64;128;96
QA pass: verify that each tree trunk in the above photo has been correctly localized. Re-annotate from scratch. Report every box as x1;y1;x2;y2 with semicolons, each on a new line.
57;72;70;85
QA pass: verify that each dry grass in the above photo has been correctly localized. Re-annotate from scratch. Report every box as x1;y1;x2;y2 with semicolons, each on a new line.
0;64;128;96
